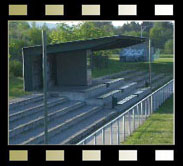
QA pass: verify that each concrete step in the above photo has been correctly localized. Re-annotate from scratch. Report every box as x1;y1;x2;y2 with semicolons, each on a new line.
9;94;43;112
86;82;138;106
9;101;85;139
80;84;107;98
63;106;136;144
96;90;121;104
118;82;137;99
93;70;135;83
133;87;151;100
104;78;124;89
9;99;74;130
9;97;67;122
124;71;147;80
152;75;172;90
49;108;114;144
137;73;165;88
20;105;102;145
117;95;138;110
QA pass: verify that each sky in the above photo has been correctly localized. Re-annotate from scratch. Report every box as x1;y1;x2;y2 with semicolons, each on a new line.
31;21;143;27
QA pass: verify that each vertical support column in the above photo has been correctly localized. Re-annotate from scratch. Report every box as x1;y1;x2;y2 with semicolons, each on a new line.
137;105;140;127
102;128;105;145
94;134;96;145
123;115;125;141
117;120;120;145
133;109;135;131
86;49;92;85
150;95;153;114
110;123;113;145
148;39;152;87
145;100;147;119
42;30;48;144
128;111;131;135
141;102;143;124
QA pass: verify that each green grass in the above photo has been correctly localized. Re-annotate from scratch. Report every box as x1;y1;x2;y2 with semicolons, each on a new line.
93;55;173;78
160;54;174;58
9;76;30;99
122;96;174;145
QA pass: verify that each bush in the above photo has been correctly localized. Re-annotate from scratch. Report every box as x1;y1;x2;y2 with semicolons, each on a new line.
9;60;22;77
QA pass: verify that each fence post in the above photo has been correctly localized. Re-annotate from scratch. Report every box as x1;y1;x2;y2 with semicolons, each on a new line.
141;102;143;124
123;115;125;141
137;105;140;127
145;100;147;119
133;109;135;131
128;111;131;135
94;134;96;145
150;95;153;114
102;128;105;145
117;120;120;145
110;123;113;145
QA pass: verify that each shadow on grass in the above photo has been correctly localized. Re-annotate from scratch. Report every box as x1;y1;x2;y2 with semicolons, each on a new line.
154;95;173;114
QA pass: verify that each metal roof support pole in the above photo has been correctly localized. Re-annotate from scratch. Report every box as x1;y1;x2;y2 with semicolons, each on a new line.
42;30;48;144
148;38;152;87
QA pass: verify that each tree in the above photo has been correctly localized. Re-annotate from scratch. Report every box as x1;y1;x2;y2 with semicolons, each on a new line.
164;39;173;54
150;22;173;49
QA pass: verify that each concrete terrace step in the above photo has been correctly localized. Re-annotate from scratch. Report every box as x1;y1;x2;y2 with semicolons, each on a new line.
98;90;121;99
80;84;107;98
9;97;67;122
119;82;137;91
117;94;138;110
93;70;134;83
9;101;85;139
104;78;124;89
9;94;43;111
124;71;147;80
21;105;102;145
50;108;114;144
152;75;172;90
87;81;138;106
137;73;165;88
9;100;78;130
62;108;129;144
133;87;151;100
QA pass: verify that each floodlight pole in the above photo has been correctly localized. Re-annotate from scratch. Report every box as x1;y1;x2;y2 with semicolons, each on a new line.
42;30;48;144
148;38;152;87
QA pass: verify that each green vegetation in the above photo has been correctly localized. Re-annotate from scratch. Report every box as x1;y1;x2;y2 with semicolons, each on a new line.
93;55;173;78
122;96;173;145
160;54;174;58
9;77;30;99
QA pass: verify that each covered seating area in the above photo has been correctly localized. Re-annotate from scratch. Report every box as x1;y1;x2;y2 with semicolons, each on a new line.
22;35;147;91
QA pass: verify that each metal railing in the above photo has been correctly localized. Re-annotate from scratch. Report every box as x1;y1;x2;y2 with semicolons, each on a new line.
77;79;174;145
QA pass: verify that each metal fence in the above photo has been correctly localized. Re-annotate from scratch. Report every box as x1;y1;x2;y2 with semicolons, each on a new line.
77;79;174;145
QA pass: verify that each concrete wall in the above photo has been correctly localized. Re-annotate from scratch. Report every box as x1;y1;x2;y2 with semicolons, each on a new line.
56;50;88;86
120;43;150;62
47;54;57;89
23;49;92;91
32;55;42;90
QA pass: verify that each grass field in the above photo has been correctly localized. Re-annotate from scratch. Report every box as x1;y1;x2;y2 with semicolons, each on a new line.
122;96;174;145
93;55;173;78
9;77;30;99
9;54;173;99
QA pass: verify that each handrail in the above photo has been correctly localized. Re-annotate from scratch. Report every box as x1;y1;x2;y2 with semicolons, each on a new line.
77;79;174;145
